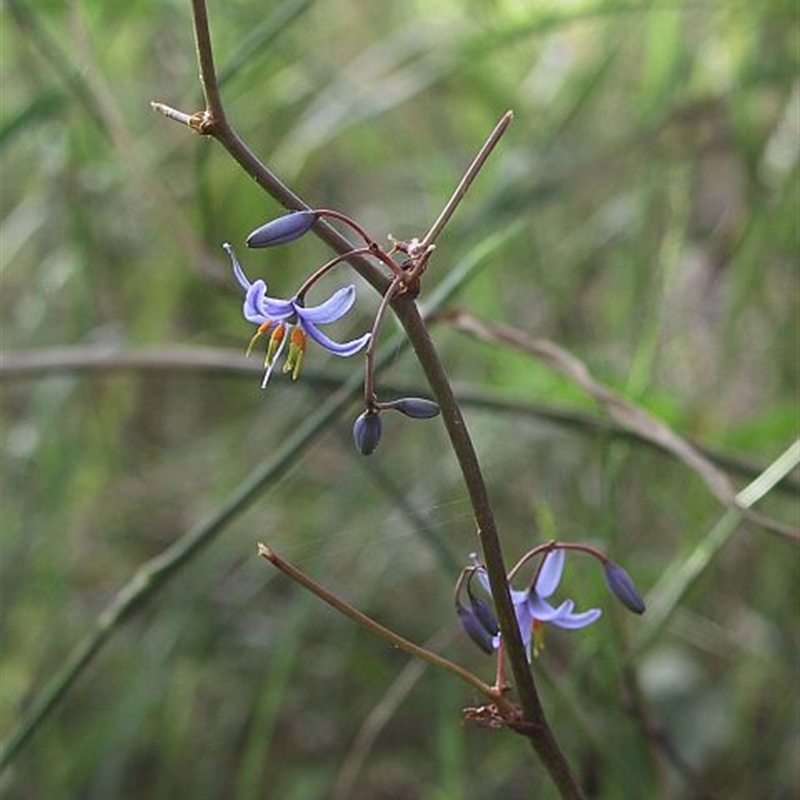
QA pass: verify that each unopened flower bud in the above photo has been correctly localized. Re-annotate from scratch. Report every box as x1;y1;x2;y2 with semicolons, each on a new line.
466;573;499;635
456;603;496;655
603;561;646;614
246;211;317;248
389;397;440;419
470;595;499;638
352;410;382;455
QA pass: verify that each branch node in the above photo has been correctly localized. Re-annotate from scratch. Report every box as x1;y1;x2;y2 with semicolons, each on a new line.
150;102;216;135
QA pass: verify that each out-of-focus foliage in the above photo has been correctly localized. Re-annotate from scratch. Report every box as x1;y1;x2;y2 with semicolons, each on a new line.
1;0;797;798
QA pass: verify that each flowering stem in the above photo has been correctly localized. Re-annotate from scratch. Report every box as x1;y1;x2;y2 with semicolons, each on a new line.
314;209;378;248
312;210;405;278
363;277;404;405
156;0;392;301
314;208;403;278
165;3;587;798
507;540;612;581
494;641;510;694
191;0;225;124
257;544;509;710
294;247;373;300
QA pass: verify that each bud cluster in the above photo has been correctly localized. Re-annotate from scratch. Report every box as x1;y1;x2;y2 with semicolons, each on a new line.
351;396;440;456
455;566;500;655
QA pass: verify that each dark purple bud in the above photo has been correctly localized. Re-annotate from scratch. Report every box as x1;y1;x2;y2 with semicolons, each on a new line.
470;595;499;637
389;397;440;419
456;603;496;655
466;574;499;635
352;410;382;455
246;211;317;248
603;561;646;614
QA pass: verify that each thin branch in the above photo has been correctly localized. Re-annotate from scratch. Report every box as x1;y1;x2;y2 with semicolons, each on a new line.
3;344;794;496
191;0;225;123
444;310;800;543
257;545;506;708
420;110;514;252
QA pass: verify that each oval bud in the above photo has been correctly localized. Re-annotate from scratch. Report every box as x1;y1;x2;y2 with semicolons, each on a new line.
246;211;317;248
456;603;496;655
603;561;646;614
352;410;382;455
469;595;499;637
466;572;499;635
389;397;440;419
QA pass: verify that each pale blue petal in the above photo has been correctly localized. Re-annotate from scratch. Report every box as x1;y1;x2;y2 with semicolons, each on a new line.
242;281;269;323
224;242;295;321
302;323;371;357
549;606;602;630
510;587;532;607
242;283;295;324
513;601;535;659
527;594;567;622
474;567;528;609
535;549;565;598
298;285;357;324
259;295;295;320
223;243;252;291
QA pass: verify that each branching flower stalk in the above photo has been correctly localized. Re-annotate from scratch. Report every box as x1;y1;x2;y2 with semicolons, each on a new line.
151;2;585;797
362;277;405;408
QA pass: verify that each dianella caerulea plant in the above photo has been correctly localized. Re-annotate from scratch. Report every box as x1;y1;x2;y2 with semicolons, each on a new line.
149;4;647;798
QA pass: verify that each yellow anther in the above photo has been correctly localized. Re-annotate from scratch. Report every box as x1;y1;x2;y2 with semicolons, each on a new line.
284;328;307;380
266;323;286;365
245;320;273;358
291;327;306;348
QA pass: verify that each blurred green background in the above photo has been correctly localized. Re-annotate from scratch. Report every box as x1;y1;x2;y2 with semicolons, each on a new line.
1;0;798;798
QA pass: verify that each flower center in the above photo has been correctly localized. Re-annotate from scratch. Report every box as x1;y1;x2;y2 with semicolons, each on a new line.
242;318;309;385
245;320;274;358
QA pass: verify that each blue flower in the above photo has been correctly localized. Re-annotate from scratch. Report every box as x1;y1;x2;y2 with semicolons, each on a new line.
474;548;601;659
224;243;371;386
